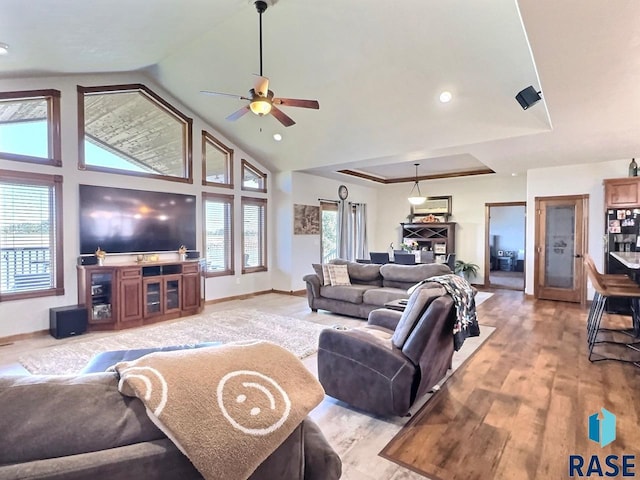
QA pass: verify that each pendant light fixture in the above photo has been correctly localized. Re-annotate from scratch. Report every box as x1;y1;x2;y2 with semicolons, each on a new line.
408;163;426;205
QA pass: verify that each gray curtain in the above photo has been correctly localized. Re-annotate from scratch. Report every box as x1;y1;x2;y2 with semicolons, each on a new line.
354;203;368;260
337;199;352;259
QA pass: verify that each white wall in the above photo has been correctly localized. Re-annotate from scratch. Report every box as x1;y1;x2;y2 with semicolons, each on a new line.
272;172;379;292
525;158;630;297
0;72;273;338
374;174;527;284
490;205;526;258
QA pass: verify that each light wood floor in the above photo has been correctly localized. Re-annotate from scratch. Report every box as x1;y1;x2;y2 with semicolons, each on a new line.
382;289;640;480
3;290;640;480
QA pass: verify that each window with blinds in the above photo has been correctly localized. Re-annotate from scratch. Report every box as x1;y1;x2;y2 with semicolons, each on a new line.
241;159;267;193
0;170;63;300
0;89;62;166
203;192;234;277
242;197;267;273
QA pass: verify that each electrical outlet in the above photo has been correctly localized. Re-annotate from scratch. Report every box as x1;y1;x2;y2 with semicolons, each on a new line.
236;277;241;285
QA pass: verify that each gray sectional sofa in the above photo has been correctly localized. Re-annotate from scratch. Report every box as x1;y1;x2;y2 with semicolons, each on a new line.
303;259;451;319
0;372;341;480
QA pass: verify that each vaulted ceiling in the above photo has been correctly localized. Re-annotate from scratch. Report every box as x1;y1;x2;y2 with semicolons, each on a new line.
1;0;638;183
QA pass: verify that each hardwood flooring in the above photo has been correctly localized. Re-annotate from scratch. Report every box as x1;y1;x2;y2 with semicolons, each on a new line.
3;290;640;480
381;289;640;480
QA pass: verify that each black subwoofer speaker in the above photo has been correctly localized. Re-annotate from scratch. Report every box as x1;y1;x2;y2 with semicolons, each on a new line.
49;305;88;339
515;86;541;110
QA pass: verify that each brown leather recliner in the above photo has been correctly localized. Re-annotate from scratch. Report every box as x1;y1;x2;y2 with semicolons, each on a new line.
317;285;456;417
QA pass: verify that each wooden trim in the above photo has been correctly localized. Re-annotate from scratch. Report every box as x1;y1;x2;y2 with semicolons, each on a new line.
338;167;495;184
0;329;49;345
0;89;62;166
484;201;526;291
202;191;235;277
204;289;274;305
271;289;307;296
202;130;234;188
241;196;268;274
241;159;268;193
76;84;194;184
0;169;65;302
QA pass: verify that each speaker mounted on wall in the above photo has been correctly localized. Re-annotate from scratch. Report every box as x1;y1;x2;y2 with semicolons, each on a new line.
515;86;542;110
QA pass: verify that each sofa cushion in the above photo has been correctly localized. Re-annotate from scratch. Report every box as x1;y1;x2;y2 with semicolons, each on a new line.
362;287;409;306
329;259;382;286
392;286;446;349
80;342;220;373
380;263;451;289
327;264;351;286
0;373;164;464
320;284;376;303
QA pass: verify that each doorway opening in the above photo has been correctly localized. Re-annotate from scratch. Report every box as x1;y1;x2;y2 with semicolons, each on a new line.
485;202;526;291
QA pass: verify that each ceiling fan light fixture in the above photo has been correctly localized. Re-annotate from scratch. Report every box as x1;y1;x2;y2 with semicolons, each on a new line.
408;163;426;205
250;98;272;115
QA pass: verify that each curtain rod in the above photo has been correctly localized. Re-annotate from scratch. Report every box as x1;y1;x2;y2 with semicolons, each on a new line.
317;198;365;206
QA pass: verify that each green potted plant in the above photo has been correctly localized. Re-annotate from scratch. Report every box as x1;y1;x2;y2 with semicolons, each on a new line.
454;260;479;281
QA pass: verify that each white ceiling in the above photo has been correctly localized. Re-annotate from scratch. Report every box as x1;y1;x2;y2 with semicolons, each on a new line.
1;0;638;183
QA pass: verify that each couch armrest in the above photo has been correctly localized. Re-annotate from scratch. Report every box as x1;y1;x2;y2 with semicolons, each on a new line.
303;274;321;299
367;308;403;331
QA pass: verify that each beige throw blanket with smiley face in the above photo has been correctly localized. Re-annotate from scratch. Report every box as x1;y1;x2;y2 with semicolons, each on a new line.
114;341;325;480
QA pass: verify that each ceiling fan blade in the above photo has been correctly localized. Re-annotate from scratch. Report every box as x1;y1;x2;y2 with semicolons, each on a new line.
226;105;251;121
273;98;319;109
270;105;296;127
200;90;249;101
253;75;270;97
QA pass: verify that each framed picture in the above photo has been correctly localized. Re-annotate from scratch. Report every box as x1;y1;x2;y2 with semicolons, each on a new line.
293;204;320;235
412;196;452;216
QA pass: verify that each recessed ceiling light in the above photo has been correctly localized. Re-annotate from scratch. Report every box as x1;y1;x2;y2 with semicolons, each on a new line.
273;133;282;141
511;173;518;177
439;91;452;103
0;43;9;55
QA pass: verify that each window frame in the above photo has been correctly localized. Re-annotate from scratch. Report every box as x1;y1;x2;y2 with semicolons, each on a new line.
241;196;268;274
202;192;234;278
320;201;338;263
0;169;64;302
202;130;234;188
0;89;62;166
241;159;267;193
77;84;193;184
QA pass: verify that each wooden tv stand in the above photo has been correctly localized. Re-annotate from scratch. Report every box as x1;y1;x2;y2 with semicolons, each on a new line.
77;260;203;331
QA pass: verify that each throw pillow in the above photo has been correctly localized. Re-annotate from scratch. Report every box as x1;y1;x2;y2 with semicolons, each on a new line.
321;264;331;286
327;264;351;286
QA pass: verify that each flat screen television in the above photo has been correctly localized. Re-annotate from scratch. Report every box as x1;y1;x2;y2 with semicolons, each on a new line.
79;184;197;255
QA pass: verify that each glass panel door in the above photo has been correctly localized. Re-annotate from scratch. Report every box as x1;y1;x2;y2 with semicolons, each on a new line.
544;205;576;288
90;270;114;322
144;279;162;316
165;276;181;312
535;195;587;303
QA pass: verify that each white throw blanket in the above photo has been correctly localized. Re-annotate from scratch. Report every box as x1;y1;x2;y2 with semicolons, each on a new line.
114;341;324;480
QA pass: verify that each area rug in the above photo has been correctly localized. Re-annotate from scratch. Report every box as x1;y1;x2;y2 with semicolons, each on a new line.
19;308;327;375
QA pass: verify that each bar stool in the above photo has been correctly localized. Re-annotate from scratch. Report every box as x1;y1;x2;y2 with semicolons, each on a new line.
583;255;638;340
584;259;640;366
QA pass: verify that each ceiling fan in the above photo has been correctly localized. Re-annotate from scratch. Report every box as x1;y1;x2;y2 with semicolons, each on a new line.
200;0;319;128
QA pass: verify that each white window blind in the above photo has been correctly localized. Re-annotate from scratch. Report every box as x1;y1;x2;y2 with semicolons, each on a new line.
0;178;56;294
203;193;233;275
242;198;266;271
